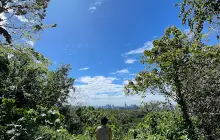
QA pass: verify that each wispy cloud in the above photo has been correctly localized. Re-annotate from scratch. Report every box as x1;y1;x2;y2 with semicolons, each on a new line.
89;0;103;13
125;58;136;64
78;67;90;71
76;43;82;48
125;41;153;55
111;69;129;74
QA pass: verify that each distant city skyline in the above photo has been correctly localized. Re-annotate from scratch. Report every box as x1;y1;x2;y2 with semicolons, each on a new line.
96;103;139;110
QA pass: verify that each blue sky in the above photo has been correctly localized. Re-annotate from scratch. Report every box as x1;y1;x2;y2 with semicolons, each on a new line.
33;0;185;106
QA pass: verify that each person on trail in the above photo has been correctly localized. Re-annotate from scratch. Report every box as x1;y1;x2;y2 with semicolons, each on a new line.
96;117;112;140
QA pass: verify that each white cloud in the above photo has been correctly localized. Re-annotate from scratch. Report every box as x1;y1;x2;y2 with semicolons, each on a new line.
76;76;123;95
78;67;90;71
89;0;103;13
123;80;129;85
26;40;35;46
71;76;166;106
111;69;129;74
125;58;136;64
125;41;153;55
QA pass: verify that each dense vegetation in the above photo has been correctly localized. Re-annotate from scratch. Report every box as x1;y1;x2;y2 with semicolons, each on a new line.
0;0;219;139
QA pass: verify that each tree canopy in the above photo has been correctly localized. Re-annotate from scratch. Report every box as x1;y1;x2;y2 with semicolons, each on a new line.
177;0;220;41
125;2;220;139
0;0;56;44
0;45;74;109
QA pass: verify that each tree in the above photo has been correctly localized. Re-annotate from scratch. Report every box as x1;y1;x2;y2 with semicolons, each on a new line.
181;44;220;139
0;44;75;139
133;111;187;139
125;25;220;139
0;0;56;44
177;0;220;41
0;45;74;109
125;26;198;139
141;101;173;112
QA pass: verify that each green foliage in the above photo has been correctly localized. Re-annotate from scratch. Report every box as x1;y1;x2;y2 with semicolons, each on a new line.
182;44;220;139
0;0;56;44
133;111;187;139
177;0;220;41
125;26;190;96
35;126;74;140
125;26;201;139
0;100;190;140
60;105;186;140
0;98;64;140
125;8;220;139
0;45;74;109
0;44;74;140
140;101;174;112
